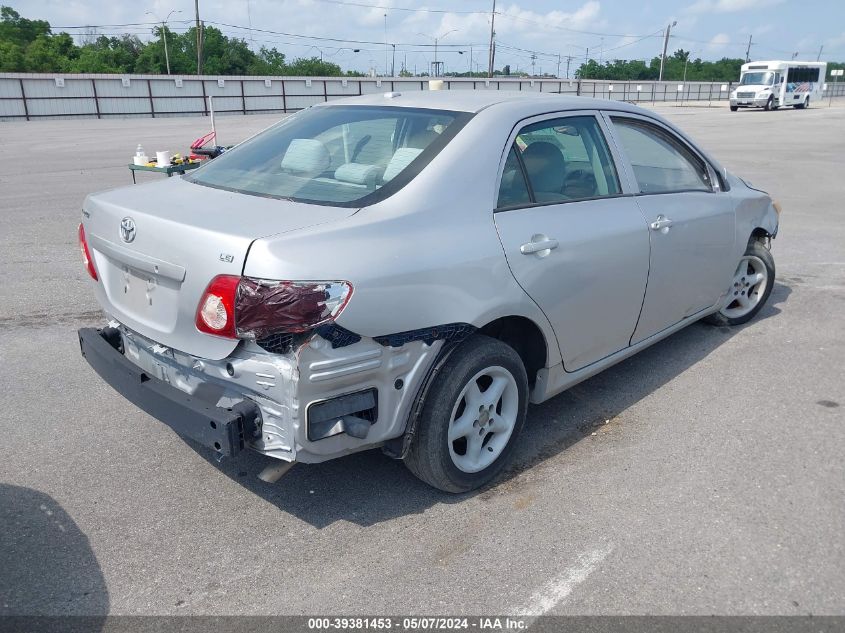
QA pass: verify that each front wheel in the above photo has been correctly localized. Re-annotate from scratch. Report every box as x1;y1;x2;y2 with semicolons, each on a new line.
404;335;528;493
764;96;774;111
704;240;775;326
730;105;739;112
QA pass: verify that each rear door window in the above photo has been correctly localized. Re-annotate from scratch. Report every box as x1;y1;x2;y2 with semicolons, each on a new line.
496;115;621;208
610;117;711;194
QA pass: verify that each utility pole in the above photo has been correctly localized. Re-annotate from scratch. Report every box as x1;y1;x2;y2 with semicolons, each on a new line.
195;0;202;75
658;20;676;82
487;0;496;77
556;54;561;78
565;55;572;79
745;34;753;63
531;52;537;77
384;13;388;77
817;45;824;61
391;43;396;77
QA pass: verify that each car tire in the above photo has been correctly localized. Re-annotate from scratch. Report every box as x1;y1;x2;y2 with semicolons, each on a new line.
730;105;738;112
764;96;774;111
404;335;528;493
703;239;775;327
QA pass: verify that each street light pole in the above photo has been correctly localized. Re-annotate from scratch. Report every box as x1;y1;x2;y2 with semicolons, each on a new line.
147;9;181;75
418;29;458;77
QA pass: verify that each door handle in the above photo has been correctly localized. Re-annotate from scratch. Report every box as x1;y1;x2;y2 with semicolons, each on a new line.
649;215;673;232
520;237;559;255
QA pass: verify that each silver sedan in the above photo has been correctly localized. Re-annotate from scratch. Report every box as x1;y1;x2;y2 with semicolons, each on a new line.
78;91;779;492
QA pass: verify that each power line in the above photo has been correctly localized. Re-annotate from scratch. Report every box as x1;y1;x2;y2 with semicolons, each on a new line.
51;18;843;65
601;29;665;54
311;0;489;14
53;20;194;29
208;20;480;48
494;12;657;38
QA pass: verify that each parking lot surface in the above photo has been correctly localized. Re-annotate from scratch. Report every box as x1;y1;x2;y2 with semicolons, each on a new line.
1;101;843;616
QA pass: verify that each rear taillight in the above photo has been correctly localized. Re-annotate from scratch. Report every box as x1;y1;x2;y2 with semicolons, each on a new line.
78;223;98;281
195;276;353;341
236;279;353;339
196;275;240;338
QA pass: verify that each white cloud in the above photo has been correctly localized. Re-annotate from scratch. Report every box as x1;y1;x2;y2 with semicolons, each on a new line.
706;32;731;52
825;31;845;49
686;0;785;14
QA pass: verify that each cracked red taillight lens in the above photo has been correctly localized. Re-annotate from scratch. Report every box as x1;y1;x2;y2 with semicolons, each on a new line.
235;278;353;339
195;276;353;340
78;223;98;281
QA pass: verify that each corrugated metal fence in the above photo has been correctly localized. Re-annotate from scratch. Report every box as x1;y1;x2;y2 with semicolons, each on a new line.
2;73;844;121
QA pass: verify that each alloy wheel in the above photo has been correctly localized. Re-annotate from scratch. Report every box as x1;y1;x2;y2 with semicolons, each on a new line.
447;366;520;473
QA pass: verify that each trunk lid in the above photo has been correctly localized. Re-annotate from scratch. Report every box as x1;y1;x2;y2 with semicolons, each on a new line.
83;177;356;360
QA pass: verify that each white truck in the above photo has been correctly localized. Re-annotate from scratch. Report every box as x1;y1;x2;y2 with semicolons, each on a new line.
730;60;826;111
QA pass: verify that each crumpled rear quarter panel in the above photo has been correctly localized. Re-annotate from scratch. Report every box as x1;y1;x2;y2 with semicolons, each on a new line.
116;322;442;463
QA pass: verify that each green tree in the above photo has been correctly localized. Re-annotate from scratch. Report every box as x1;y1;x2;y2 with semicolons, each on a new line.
66;35;142;73
0;39;24;71
576;50;745;82
284;56;343;76
0;6;50;47
247;46;286;75
22;33;76;72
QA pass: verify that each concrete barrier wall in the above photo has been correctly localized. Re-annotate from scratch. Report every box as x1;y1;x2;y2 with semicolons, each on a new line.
2;73;844;121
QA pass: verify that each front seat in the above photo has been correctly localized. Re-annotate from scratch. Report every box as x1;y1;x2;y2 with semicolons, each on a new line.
521;141;566;202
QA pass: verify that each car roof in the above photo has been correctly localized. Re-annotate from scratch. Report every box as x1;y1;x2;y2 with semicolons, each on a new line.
314;89;646;116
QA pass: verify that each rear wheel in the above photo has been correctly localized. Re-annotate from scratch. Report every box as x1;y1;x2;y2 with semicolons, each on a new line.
704;240;775;326
405;335;528;493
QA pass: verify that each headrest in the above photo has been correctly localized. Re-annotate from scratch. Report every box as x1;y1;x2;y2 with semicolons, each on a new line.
334;163;381;186
281;139;331;177
383;147;423;182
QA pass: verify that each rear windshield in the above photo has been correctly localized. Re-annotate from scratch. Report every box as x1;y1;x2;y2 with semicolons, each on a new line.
188;105;471;207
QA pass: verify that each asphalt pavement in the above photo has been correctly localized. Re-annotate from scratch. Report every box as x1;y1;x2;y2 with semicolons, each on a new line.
0;101;843;617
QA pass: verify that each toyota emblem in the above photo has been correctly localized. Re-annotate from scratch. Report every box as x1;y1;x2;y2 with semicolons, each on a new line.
120;217;136;243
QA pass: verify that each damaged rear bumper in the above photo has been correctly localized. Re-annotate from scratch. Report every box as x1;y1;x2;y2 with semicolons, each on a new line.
78;327;261;457
78;321;445;464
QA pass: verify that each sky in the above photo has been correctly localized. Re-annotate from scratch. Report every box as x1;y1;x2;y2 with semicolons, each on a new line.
11;0;845;75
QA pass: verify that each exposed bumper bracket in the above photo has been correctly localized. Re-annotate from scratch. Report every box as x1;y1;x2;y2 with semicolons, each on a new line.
78;327;261;458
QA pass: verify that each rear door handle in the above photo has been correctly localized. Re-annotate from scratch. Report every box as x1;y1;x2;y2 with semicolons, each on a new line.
520;237;559;256
649;215;674;232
